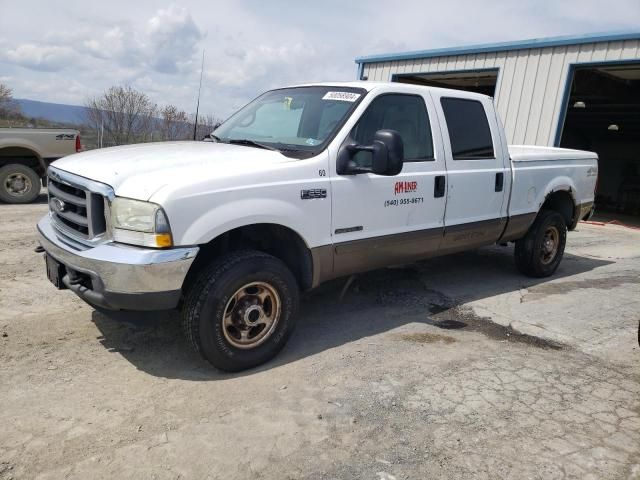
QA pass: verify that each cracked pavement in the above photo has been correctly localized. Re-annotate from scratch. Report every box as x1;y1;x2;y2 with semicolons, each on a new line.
1;198;639;479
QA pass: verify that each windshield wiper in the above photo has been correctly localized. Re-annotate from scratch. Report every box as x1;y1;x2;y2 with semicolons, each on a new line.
228;139;278;151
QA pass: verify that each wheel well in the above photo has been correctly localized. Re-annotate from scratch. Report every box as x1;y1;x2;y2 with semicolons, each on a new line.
541;190;575;227
183;224;314;293
0;147;44;176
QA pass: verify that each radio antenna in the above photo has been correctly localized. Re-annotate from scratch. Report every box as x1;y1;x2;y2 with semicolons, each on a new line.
193;49;205;140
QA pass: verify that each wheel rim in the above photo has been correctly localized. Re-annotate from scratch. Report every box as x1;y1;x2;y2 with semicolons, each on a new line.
222;281;281;349
5;173;32;197
540;226;560;265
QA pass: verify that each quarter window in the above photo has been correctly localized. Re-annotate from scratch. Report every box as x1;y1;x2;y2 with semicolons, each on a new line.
349;94;434;168
440;98;495;160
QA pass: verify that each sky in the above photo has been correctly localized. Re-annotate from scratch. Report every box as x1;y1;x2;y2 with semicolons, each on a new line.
1;0;639;120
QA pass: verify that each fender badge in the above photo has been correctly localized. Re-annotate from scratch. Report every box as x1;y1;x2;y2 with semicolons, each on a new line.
301;189;327;200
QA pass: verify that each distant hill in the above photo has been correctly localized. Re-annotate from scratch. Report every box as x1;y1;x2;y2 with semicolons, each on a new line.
15;99;87;125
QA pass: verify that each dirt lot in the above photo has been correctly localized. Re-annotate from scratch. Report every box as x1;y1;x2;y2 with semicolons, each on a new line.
1;195;639;480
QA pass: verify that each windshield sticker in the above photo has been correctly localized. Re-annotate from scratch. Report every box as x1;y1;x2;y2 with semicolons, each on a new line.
305;138;320;145
322;91;361;102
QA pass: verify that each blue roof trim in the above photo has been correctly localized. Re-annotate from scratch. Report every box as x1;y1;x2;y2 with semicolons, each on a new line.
355;31;640;64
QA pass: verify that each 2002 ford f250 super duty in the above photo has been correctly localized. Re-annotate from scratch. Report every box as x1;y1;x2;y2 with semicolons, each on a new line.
37;82;597;371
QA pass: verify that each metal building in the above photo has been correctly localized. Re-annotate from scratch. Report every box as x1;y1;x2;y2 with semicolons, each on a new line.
355;32;640;220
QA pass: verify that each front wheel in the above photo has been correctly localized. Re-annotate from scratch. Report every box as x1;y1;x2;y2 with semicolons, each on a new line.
182;250;299;372
515;210;567;277
0;164;41;204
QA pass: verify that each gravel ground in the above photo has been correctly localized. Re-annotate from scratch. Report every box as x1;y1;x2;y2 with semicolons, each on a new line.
1;194;639;480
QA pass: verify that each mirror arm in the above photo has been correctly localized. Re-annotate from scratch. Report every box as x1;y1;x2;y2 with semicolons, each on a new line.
349;164;373;174
344;144;374;155
337;143;375;175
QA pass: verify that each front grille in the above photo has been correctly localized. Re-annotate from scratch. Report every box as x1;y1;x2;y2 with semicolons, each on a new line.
47;169;110;244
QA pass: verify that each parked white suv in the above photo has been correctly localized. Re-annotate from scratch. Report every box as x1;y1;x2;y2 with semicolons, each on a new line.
37;82;597;371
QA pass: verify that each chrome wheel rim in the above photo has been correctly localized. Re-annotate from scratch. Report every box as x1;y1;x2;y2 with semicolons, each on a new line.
5;173;32;197
222;281;281;349
540;226;560;265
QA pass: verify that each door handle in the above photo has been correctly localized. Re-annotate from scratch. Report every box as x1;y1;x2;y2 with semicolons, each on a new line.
434;175;446;198
495;172;504;192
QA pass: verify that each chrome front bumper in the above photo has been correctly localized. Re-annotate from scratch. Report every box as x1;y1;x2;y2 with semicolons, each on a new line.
37;214;199;310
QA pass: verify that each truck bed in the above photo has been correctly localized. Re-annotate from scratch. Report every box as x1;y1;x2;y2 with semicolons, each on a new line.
508;144;598;225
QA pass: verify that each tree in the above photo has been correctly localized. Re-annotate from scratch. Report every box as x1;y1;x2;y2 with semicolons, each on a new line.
0;83;20;119
85;86;157;146
160;105;191;141
192;113;223;141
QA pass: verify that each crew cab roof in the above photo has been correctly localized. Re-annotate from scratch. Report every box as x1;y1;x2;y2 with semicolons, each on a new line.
284;81;492;101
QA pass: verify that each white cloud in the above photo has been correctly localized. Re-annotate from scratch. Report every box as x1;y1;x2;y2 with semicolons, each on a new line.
146;5;204;73
1;44;78;72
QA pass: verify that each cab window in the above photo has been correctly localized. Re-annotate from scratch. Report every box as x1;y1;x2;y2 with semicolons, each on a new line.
440;98;495;160
349;94;434;168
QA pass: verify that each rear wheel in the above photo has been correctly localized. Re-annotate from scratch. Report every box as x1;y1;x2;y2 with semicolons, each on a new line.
182;250;299;372
515;210;567;277
0;164;41;204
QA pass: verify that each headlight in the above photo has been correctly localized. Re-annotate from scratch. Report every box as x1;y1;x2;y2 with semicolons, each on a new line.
110;197;173;248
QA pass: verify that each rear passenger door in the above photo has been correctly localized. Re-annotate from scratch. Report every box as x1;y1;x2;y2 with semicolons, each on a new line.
431;92;509;252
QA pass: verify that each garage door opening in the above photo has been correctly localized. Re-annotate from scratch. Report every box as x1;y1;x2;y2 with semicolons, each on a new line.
394;69;498;96
558;63;640;224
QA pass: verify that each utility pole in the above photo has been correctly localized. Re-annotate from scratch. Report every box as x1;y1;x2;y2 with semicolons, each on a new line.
193;49;205;141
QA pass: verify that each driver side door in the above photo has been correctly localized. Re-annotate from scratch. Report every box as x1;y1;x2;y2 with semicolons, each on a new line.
329;91;447;277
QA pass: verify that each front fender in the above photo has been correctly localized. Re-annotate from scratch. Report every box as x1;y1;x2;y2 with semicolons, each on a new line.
185;198;309;245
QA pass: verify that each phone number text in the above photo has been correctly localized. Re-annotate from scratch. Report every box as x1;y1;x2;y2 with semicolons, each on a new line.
384;197;424;207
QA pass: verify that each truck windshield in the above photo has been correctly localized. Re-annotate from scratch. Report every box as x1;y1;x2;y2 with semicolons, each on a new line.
212;86;367;158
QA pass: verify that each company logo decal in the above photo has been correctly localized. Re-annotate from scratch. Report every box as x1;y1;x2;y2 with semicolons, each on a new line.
394;181;417;195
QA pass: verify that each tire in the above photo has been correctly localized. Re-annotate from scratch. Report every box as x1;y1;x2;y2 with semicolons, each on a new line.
515;210;567;277
182;250;300;372
0;164;41;204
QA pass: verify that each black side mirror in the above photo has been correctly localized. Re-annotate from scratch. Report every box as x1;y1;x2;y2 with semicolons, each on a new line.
337;129;404;176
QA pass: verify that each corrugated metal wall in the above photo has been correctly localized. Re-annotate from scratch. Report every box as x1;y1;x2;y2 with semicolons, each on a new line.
361;39;640;146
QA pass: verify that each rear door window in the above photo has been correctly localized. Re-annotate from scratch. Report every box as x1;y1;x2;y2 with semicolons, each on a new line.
440;98;495;160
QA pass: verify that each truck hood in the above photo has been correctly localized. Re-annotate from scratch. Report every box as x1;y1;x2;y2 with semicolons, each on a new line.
51;141;292;200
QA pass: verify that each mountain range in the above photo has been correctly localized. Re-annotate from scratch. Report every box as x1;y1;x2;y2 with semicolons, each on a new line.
15;99;88;125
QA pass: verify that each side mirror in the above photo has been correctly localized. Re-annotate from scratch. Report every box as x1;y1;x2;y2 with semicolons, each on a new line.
337;129;404;176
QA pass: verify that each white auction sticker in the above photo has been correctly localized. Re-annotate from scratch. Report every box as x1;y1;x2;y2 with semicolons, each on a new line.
322;91;361;102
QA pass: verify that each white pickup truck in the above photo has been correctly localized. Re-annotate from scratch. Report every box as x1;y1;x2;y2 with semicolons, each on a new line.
0;127;81;203
37;82;597;371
